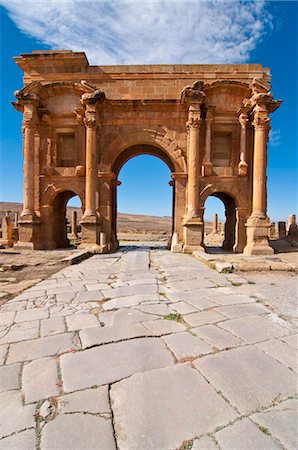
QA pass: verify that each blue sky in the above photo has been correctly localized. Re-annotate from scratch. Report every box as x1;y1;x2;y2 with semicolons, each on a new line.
0;1;297;221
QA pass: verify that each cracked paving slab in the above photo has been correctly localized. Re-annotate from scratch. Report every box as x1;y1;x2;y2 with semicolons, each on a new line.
0;245;297;448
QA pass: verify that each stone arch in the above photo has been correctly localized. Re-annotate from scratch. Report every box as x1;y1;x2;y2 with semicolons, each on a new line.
100;128;186;174
202;187;238;252
41;186;84;249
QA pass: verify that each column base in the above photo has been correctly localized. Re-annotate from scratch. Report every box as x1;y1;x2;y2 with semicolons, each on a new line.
0;239;13;248
80;214;100;246
243;216;274;255
78;243;109;254
14;213;42;250
183;218;205;253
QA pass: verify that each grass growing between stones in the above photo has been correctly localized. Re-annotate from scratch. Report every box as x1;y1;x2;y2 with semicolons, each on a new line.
257;424;271;435
163;313;183;323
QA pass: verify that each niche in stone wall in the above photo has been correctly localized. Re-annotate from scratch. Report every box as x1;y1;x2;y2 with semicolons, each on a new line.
56;132;76;167
212;132;232;167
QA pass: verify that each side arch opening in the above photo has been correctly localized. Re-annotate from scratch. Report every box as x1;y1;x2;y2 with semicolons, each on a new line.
52;191;83;248
204;192;236;253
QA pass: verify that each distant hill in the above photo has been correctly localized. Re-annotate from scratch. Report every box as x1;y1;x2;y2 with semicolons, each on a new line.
0;202;172;234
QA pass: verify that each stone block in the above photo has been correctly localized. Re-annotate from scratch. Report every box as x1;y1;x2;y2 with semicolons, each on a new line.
22;357;59;403
40;317;65;336
215;262;233;273
215;418;281;449
257;338;298;372
110;364;238;449
0;429;35;449
80;323;153;348
250;399;298;450
15;307;49;323
0;363;21;392
0;390;35;438
7;332;80;364
163;332;213;360
66;313;99;331
183;310;226;327
143;319;186;335
60;337;173;392
192;324;244;350
57;386;110;414
218;315;291;344
40;413;116;450
195;346;297;414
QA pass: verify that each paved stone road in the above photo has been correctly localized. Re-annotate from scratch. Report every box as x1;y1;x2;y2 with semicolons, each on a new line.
0;245;297;450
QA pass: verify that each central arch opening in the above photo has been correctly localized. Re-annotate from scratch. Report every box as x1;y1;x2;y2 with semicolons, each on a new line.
113;145;174;246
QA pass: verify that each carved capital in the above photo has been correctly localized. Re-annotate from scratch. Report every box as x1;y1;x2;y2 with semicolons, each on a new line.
75;106;85;124
81;89;105;106
181;81;206;105
253;112;270;132
239;112;249;128
186;117;201;129
83;116;97;128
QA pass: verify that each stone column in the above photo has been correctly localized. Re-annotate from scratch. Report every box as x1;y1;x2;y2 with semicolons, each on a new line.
202;106;215;177
171;172;187;251
278;221;286;239
14;212;19;228
70;211;78;239
79;89;105;252
187;106;201;219
14;97;41;250
98;172;117;252
288;214;296;233
212;213;218;234
244;107;273;255
233;207;248;253
238;111;248;176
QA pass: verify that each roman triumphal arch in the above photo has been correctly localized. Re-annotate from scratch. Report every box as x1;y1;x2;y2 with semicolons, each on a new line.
12;51;281;255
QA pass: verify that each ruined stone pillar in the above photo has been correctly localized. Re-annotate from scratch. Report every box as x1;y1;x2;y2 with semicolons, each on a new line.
0;216;13;247
171;172;187;251
278;221;286;239
233;207;248;253
244;107;273;255
202;106;215;177
79;89;105;252
288;214;296;233
238;111;248;176
14;212;19;228
70;211;78;239
212;213;218;234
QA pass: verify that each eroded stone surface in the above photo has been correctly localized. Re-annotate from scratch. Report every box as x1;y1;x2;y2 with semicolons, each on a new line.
80;323;153;348
57;386;110;414
40;413;116;450
0;429;36;449
110;364;238;449
215;418;282;449
22;357;59;403
61;337;173;392
195;346;297;414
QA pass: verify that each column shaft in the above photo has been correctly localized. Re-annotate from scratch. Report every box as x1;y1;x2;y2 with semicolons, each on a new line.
22;124;35;215
187;114;201;218
252;123;268;218
84;123;97;216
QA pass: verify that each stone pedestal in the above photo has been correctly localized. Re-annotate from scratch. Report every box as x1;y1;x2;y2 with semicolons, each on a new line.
0;216;13;247
79;215;102;252
14;214;42;250
171;232;183;253
243;217;273;255
183;218;205;253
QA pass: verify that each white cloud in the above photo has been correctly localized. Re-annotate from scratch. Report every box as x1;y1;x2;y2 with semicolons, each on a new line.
269;129;281;147
1;0;274;65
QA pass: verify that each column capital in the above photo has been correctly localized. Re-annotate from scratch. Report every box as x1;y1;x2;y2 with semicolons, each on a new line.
171;172;187;181
81;89;105;106
181;80;206;105
83;116;97;128
186;117;201;129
